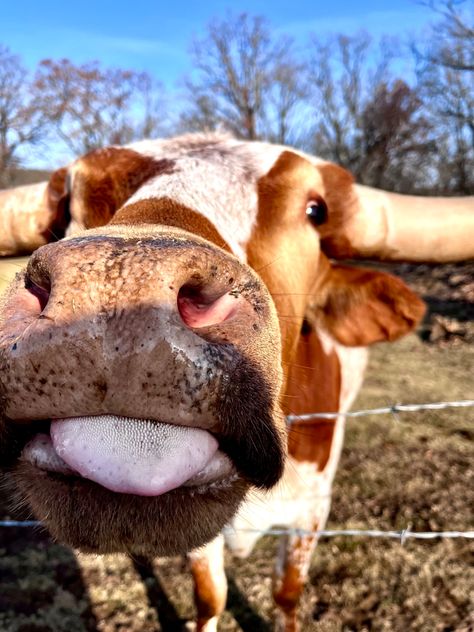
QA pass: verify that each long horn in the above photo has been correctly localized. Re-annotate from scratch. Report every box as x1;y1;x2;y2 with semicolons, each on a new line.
0;168;67;256
324;184;474;262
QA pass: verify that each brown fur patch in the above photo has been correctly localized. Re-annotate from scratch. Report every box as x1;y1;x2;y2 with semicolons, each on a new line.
250;153;347;472
256;151;325;231
317;163;359;259
43;167;69;242
190;559;226;620
250;151;323;367
284;324;340;468
273;534;317;621
273;560;304;616
111;198;232;252
72;147;175;228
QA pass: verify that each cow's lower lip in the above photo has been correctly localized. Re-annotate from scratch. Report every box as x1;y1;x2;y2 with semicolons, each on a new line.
20;415;236;496
11;459;248;555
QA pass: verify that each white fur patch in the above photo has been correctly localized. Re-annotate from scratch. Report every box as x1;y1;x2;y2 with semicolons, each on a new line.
123;135;329;261
124;156;257;261
225;332;368;558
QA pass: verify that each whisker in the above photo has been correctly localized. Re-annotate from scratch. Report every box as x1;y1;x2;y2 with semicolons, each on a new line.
44;227;61;243
254;255;284;274
270;292;313;297
282;360;320;371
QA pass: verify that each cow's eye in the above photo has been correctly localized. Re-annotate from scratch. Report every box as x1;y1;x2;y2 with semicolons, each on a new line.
306;199;328;226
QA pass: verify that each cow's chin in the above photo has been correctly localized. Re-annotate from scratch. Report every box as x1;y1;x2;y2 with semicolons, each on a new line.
9;462;248;556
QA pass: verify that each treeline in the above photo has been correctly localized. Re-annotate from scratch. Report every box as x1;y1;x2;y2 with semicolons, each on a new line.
1;0;472;194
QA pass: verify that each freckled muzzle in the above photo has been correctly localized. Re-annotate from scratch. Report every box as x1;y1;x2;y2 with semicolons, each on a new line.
0;226;285;555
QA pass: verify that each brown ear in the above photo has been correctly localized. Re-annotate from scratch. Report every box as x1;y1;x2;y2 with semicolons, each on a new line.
314;263;426;346
44;167;70;242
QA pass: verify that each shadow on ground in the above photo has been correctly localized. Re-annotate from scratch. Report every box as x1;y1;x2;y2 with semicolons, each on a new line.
0;502;98;632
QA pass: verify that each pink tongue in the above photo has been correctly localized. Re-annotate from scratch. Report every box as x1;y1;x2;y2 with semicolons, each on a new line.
50;415;218;496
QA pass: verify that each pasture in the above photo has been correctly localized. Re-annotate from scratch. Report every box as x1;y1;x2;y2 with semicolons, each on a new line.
1;258;473;631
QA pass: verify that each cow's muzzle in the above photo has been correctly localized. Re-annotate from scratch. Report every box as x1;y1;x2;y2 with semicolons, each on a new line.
0;227;285;554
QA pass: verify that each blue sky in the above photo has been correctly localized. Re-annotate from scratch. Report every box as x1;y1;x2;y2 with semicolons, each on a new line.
2;1;436;167
3;0;435;88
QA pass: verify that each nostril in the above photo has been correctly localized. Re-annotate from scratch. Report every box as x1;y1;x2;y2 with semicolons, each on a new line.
25;276;51;313
177;284;240;329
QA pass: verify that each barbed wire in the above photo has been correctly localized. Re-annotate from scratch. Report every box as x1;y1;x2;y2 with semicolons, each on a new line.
1;521;473;543
223;527;474;544
1;399;472;540
0;520;40;528
287;399;474;423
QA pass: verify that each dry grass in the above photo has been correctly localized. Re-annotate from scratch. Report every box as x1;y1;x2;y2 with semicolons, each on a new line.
0;256;473;631
0;257;27;296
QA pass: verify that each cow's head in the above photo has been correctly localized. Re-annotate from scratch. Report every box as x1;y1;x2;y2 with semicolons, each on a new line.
0;134;472;555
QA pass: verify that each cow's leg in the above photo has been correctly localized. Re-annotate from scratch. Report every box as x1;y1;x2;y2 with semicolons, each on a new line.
188;534;227;632
272;529;319;632
272;490;332;632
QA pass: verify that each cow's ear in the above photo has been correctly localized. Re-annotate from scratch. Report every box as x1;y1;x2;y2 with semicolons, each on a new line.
312;263;426;346
45;167;70;241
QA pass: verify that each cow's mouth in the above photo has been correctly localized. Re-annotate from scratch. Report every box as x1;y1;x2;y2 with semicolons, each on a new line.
3;415;249;556
19;415;237;496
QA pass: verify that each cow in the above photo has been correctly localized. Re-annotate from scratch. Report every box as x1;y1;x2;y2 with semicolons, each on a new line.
0;134;473;632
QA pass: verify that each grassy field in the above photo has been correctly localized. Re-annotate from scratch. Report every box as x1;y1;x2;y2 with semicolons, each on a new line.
0;258;26;296
0;259;473;631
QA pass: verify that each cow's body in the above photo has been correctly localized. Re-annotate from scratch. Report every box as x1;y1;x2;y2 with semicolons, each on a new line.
235;337;367;539
190;334;368;631
1;134;473;631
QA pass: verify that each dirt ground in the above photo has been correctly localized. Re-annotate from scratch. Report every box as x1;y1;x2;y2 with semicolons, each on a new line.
0;259;473;631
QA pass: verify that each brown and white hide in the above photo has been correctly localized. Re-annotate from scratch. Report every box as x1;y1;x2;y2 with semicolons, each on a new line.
1;133;473;632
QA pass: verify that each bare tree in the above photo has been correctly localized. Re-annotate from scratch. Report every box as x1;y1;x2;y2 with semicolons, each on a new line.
307;33;436;192
360;80;435;191
139;73;169;140
414;0;474;193
265;57;308;145
0;46;48;187
180;13;307;144
419;0;474;71
34;59;167;156
308;33;392;171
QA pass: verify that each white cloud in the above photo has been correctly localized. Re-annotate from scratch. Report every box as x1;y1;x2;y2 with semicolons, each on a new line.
66;30;186;60
277;6;432;40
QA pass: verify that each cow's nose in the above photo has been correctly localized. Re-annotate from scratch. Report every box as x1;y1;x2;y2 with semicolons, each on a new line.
2;233;280;425
177;279;240;329
21;261;243;332
6;232;273;363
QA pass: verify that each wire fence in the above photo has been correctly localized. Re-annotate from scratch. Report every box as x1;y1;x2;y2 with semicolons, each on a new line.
1;521;473;543
287;398;474;422
223;527;474;543
1;399;473;543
